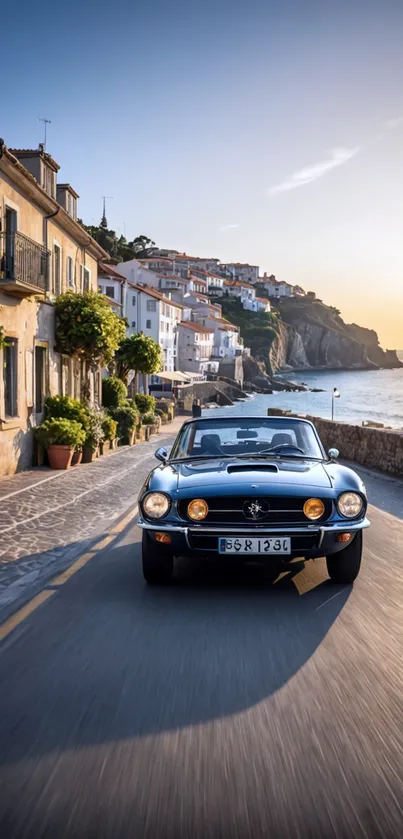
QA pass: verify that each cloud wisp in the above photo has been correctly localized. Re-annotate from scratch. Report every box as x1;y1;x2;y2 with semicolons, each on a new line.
219;223;239;231
268;147;360;195
382;116;403;130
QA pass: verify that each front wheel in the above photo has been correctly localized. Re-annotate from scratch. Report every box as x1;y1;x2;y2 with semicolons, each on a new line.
326;531;362;584
142;531;174;585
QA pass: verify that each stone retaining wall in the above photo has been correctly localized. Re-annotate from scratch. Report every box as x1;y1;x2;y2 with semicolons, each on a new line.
267;409;403;478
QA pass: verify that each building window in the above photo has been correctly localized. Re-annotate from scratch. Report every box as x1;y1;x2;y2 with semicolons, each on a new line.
67;256;74;288
35;346;46;414
53;244;61;295
105;286;115;299
3;338;18;417
146;299;157;312
131;321;136;328
81;266;90;291
132;295;136;306
146;319;151;329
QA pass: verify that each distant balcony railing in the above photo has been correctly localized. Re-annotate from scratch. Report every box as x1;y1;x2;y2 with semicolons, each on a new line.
0;231;50;294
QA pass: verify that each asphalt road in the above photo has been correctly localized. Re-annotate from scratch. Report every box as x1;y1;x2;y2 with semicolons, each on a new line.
1;455;403;838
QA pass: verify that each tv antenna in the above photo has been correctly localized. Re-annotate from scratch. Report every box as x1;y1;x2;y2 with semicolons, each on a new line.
39;118;51;149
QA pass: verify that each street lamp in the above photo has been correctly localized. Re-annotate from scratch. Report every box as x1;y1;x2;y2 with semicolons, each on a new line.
332;388;340;421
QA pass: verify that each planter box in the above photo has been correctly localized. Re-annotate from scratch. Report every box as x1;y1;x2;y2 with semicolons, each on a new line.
47;444;74;470
82;445;98;463
121;429;136;446
144;426;151;441
109;439;118;451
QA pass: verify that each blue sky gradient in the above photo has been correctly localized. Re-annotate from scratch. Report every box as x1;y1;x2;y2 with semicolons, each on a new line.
2;0;403;344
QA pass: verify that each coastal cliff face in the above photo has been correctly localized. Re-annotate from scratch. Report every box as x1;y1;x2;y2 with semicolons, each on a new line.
270;298;402;372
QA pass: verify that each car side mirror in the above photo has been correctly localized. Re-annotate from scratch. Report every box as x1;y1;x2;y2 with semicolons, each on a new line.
328;448;339;461
155;447;168;463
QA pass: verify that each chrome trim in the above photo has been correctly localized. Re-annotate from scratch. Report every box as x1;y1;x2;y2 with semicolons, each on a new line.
138;516;370;535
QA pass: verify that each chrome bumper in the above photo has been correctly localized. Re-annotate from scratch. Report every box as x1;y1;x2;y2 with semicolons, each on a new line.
138;516;370;549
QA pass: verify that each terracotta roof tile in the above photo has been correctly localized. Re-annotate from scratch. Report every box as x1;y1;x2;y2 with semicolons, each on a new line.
179;321;214;334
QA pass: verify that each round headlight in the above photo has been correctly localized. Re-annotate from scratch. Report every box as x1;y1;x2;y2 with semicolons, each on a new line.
187;499;209;521
143;492;170;519
337;492;363;518
303;498;325;520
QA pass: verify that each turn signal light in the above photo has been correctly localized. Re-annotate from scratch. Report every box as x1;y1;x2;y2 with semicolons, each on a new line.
337;533;352;543
303;498;325;520
155;533;172;544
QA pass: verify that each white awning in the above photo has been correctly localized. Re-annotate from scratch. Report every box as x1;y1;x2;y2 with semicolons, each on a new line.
156;370;191;382
182;371;206;379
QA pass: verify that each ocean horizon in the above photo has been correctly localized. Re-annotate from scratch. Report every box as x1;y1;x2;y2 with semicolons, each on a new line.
205;363;403;429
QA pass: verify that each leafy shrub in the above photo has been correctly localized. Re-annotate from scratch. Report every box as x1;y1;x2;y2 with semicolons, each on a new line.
85;407;105;451
155;409;164;418
110;405;138;441
134;394;155;415
34;418;86;449
141;413;155;425
155;400;170;414
45;395;89;430
102;376;127;409
101;415;118;441
55;291;126;367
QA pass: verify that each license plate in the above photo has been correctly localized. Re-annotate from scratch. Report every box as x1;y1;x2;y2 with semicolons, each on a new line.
218;537;291;555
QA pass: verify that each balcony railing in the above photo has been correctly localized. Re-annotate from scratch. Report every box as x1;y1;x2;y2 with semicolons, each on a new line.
0;232;50;296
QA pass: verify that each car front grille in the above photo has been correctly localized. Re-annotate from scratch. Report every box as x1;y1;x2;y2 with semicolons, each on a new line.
188;531;321;553
178;496;332;526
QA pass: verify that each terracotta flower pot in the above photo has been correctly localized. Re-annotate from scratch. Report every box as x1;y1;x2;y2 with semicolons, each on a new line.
71;449;83;466
47;444;74;470
82;445;98;463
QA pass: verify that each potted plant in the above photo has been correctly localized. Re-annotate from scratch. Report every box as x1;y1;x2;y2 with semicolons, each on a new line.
83;408;105;462
134;393;156;416
101;414;118;451
34;418;86;470
110;404;138;446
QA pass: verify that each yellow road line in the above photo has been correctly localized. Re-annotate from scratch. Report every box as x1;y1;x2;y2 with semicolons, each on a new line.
0;590;55;641
51;551;96;586
109;505;138;535
0;503;140;642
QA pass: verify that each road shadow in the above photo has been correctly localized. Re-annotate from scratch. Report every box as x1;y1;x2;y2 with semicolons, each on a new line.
0;541;351;765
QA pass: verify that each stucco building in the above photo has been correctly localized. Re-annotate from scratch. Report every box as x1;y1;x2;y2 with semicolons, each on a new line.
0;141;106;476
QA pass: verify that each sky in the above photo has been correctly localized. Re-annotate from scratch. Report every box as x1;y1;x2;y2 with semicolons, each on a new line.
2;0;403;347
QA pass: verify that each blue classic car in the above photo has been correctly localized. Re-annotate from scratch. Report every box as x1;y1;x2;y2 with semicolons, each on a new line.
138;415;370;585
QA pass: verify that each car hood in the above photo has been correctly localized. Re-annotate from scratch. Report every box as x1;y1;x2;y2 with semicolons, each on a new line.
172;458;332;491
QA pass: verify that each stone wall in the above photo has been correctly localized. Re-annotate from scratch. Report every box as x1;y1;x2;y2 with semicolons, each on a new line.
267;408;403;478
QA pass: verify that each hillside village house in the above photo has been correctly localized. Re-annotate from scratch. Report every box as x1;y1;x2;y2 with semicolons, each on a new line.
0;141;107;477
220;263;259;284
98;262;124;315
259;274;295;298
224;279;256;308
177;321;217;376
124;283;183;373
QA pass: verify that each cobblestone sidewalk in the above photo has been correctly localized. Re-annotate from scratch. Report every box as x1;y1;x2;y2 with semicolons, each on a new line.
0;419;184;614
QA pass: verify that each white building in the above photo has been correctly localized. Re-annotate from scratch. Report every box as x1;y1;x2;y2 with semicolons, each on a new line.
221;263;259;284
125;283;183;371
262;280;294;298
224;280;256;307
177;321;217;375
98;263;124;311
255;296;271;312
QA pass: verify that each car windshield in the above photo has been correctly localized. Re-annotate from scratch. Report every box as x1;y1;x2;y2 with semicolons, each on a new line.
170;418;323;460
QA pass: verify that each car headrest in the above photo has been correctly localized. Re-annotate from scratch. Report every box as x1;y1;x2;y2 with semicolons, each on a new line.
270;432;294;447
200;434;222;454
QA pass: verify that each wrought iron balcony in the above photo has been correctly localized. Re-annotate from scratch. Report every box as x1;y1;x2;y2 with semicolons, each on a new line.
0;232;50;297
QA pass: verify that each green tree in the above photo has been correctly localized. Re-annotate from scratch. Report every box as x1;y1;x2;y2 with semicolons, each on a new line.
55;291;126;399
114;333;162;385
77;219;156;263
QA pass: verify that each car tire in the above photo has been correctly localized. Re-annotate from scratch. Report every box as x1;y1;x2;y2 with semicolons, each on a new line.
326;531;362;584
142;531;174;585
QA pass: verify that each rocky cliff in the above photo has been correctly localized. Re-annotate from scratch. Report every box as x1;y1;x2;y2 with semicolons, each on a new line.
270;298;402;372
